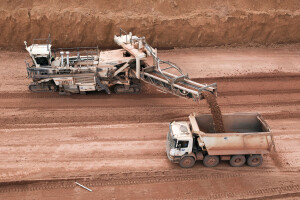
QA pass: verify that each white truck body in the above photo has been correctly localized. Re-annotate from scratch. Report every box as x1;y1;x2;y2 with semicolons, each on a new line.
166;113;274;168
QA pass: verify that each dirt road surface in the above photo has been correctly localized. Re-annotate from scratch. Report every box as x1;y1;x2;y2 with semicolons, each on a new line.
0;46;300;199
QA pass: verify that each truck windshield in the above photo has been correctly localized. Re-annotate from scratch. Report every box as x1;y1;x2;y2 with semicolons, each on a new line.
177;141;189;148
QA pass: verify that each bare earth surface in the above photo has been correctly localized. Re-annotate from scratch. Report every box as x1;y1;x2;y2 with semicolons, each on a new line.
1;0;300;49
0;46;300;199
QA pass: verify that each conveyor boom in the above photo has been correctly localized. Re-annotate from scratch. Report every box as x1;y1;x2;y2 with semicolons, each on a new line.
115;29;217;101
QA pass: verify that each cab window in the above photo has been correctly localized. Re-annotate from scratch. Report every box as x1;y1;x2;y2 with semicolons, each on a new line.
177;141;189;148
35;56;49;66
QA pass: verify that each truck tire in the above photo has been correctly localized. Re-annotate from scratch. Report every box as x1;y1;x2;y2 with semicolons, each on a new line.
179;157;195;168
203;155;219;167
230;155;246;167
247;155;263;167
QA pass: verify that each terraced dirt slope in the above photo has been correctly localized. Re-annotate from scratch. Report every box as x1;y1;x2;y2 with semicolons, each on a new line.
0;0;300;49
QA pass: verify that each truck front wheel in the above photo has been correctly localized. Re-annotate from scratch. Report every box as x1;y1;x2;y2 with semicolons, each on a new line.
230;155;246;167
247;155;263;167
203;155;219;167
179;156;195;168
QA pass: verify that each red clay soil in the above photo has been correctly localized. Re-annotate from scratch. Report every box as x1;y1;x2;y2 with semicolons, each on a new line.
0;0;300;50
202;91;225;133
0;48;299;199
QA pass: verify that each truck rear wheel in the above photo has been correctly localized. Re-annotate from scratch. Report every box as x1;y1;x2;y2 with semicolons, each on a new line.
230;155;246;167
247;155;263;167
203;155;219;167
179;156;195;168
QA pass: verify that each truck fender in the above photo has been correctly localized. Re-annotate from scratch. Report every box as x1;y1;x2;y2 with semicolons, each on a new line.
182;153;196;160
195;152;204;160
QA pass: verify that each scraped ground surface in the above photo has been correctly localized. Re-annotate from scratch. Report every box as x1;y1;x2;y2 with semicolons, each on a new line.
0;46;300;199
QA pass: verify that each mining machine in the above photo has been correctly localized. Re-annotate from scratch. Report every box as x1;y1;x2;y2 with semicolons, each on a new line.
25;29;216;101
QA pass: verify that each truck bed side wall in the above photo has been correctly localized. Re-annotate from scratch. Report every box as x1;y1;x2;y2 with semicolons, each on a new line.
191;113;273;156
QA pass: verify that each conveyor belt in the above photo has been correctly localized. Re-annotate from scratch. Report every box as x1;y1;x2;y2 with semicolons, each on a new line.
142;43;216;101
115;31;217;101
141;69;217;101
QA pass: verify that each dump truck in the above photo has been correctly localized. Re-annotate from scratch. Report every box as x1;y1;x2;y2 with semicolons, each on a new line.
166;113;274;168
24;29;216;101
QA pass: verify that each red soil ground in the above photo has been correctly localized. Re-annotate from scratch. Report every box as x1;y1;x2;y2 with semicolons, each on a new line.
0;46;299;199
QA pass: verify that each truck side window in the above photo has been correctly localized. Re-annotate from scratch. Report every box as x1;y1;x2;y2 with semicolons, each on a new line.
178;141;189;148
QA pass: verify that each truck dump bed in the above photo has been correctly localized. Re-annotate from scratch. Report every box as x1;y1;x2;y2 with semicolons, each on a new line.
189;113;274;155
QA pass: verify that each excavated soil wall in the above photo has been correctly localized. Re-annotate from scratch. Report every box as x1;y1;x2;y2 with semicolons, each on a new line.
0;0;300;50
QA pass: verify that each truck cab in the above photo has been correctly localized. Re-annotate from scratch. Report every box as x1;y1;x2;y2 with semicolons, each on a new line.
166;121;195;166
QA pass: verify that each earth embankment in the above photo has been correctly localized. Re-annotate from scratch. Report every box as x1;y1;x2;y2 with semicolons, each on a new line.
0;0;300;49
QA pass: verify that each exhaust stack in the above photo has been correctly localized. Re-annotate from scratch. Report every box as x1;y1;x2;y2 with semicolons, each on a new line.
60;51;64;67
66;51;70;67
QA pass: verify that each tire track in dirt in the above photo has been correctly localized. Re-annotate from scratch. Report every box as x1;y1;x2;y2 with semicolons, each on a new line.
1;89;300;99
0;169;283;193
1;100;299;109
1;109;299;129
169;184;300;200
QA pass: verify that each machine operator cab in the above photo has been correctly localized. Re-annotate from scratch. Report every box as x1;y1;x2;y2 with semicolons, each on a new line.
166;121;194;161
24;41;52;68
